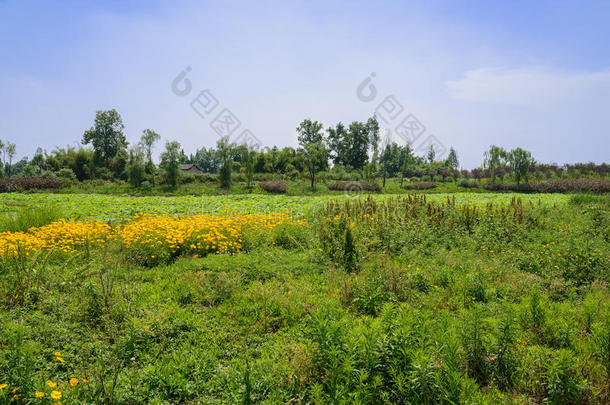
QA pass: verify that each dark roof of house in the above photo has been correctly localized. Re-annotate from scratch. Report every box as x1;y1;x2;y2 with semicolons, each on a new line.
179;164;204;171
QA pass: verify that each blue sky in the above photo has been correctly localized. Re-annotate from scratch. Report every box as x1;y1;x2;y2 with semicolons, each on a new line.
1;0;609;168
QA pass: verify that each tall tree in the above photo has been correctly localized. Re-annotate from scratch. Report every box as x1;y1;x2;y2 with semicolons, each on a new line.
483;145;507;184
327;122;349;166
296;119;324;144
346;121;370;170
507;148;535;184
366;116;380;166
426;144;436;164
82;109;127;168
301;142;328;190
0;140;4;177
160;141;181;187
127;146;146;187
446;147;459;169
379;142;401;187
216;137;235;189
399;144;416;185
297;119;328;189
241;146;256;189
139;129;161;185
5;142;16;177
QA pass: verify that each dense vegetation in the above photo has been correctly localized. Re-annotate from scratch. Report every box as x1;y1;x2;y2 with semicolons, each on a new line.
0;192;609;404
0;110;608;196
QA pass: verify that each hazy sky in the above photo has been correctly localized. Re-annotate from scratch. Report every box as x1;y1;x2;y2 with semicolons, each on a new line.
1;0;609;168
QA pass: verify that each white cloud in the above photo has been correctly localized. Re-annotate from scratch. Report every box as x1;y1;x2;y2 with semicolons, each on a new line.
445;66;610;106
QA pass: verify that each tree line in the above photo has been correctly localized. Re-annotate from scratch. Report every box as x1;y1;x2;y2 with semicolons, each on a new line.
1;109;608;189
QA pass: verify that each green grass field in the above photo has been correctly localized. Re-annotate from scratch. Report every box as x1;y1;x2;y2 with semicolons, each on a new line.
0;192;609;404
1;192;569;222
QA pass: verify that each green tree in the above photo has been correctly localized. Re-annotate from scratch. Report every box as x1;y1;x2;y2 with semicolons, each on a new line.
446;147;459;169
327;122;349;166
379;141;401;187
346;121;370;170
399;144;416;185
216;137;235;189
507;147;535;184
0;140;4;177
82;109;127;169
366;116;380;166
484;145;507;184
160;141;181;186
5;142;16;177
72;148;93;181
241;146;256;189
297;119;328;189
426;144;436;164
127;147;146;187
296;119;324;144
139;129;161;186
301;142;328;190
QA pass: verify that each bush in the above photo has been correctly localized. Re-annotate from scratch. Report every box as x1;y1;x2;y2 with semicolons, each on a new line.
458;178;481;188
55;168;77;182
326;181;381;193
0;176;65;192
403;181;437;190
484;178;610;193
259;180;287;194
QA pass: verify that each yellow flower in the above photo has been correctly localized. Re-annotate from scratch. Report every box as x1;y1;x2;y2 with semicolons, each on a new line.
47;381;57;388
0;383;7;390
56;356;65;363
54;351;62;357
69;378;79;387
54;402;61;405
51;390;62;400
11;387;19;393
35;392;45;398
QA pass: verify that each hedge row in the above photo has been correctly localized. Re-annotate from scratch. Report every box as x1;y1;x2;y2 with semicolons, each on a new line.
327;181;382;193
258;180;288;194
484;178;610;193
403;181;437;190
0;176;65;193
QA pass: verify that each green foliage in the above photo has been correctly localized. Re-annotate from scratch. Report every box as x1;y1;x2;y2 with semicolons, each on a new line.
216;137;234;189
82;109;127;167
127;149;146;187
160;140;181;187
462;308;489;384
484;145;507;184
545;349;582;404
0;192;608;403
507;147;536;184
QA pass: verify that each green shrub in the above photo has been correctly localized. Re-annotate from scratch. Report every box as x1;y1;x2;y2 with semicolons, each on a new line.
545;349;583;404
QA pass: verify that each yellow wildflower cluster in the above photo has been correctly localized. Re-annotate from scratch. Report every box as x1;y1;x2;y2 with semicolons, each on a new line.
0;213;307;257
119;213;307;256
0;219;113;256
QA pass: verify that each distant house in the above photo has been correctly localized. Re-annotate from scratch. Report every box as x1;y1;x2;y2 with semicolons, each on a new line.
179;164;204;175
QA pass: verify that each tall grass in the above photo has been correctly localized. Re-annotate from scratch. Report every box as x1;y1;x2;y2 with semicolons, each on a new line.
0;205;63;232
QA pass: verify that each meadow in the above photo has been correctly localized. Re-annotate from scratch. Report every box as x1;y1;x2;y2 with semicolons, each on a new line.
0;192;609;404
